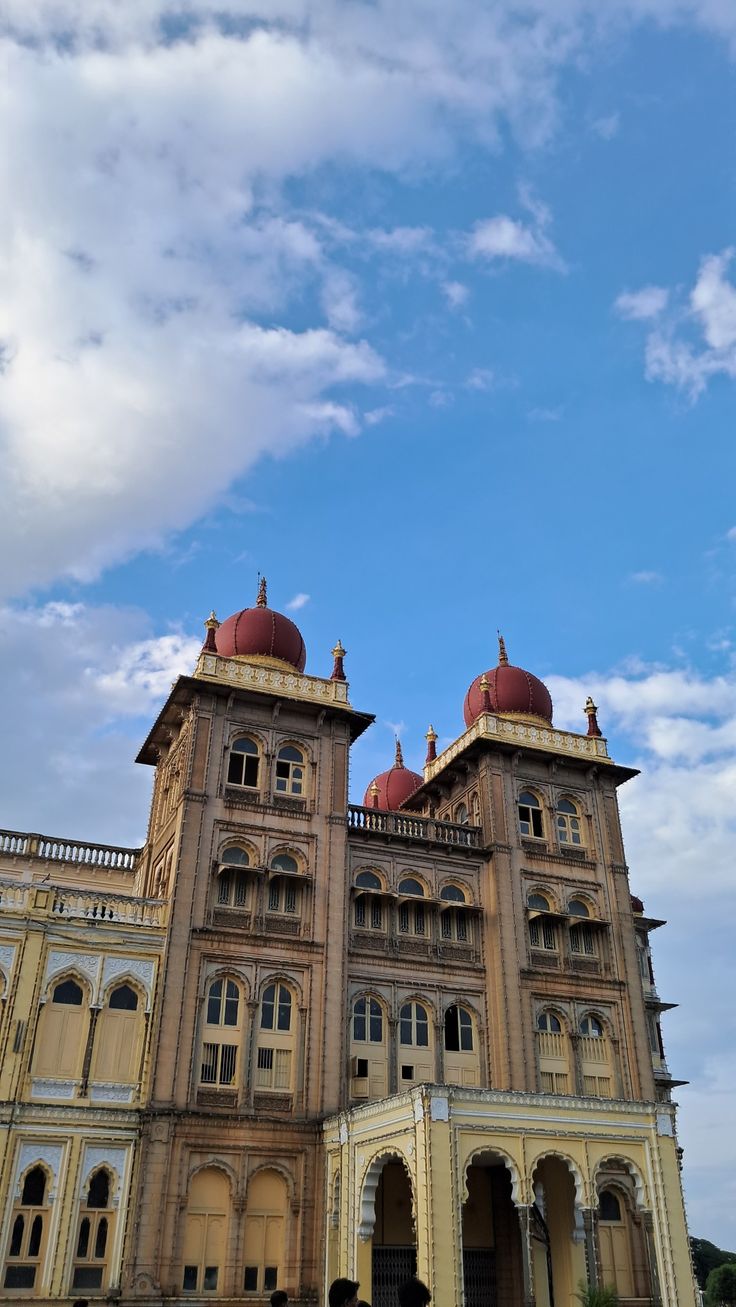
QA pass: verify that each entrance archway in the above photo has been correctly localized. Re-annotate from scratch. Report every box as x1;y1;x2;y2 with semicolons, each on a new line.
462;1150;523;1307
359;1155;416;1307
531;1154;586;1307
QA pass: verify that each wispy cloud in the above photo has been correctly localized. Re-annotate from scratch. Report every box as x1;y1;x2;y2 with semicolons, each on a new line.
286;593;310;611
629;570;663;585
442;280;469;309
615;286;669;320
591;112;620;140
468;189;564;271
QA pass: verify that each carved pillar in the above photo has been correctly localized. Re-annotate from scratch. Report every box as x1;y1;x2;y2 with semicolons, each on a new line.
433;1021;444;1082
517;1205;536;1307
570;1033;583;1095
80;1007;100;1095
582;1208;599;1288
388;1018;398;1095
296;1003;308;1111
246;1001;258;1107
642;1210;664;1307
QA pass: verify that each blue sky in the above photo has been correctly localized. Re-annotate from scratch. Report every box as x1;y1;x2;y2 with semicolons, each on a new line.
2;0;736;1249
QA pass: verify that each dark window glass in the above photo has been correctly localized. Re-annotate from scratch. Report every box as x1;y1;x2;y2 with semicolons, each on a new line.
353;997;366;1042
518;792;544;838
94;1217;108;1259
581;1016;603;1037
558;798;577;814
445;1006;460;1052
203;1266;218;1290
354;1057;368;1077
72;1266;103;1288
277;986;292;1031
401;1065;414;1080
201;1043;218;1083
271;854;298;875
399;1004;412;1044
183;1265;198;1290
224;980;239;1026
268;881;280;912
21;1168;46;1207
109;984;138;1011
76;1217;90;1258
369;999;383;1043
265;1266;278;1290
355;870;381;890
460;1009;473;1051
354;895;366;927
528;893;550;911
244;1267;258;1291
261;985;275;1029
371;899;382;930
414;905;425;935
222;846;250;865
207;979;222;1025
219;1045;237;1084
257;1047;273;1071
568;899;590;918
228;739;259;787
27;1215;42;1259
5;1266;36;1288
440;885;465;902
53;978;83;1006
9;1215;24;1257
599;1190;622;1222
398;878;424;897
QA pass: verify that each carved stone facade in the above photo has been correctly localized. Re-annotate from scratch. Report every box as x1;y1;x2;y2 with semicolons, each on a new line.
0;599;698;1306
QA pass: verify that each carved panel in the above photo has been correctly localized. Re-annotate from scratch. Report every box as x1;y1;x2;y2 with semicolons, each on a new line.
80;1146;129;1205
89;1082;137;1104
0;942;17;981
31;1078;78;1100
102;956;155;1010
45;950;102;998
15;1142;65;1201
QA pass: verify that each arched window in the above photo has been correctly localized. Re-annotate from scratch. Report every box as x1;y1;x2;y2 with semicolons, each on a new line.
444;1005;473;1051
217;865;249;909
256;984;295;1093
518;791;544;839
528;903;558;955
440;884;466;903
350;997;388;1099
579;1015;612;1097
91;981;144;1089
441;907;469;943
537;1011;561;1033
222;846;250;865
398;879;427;937
455;803;469;825
32;975;89;1083
3;1166;49;1289
275;744;306;796
352;996;383;1043
200;979;242;1088
569;901;597;958
227;737;260;789
443;1005;480;1086
398;1001;433;1087
72;1168;114;1291
536;1011;570;1093
355;870;381;890
599;1190;622;1222
182;1167;230;1294
267;854;301;916
528;892;551;911
243;1170;288;1294
596;1187;642;1298
556;797;583;845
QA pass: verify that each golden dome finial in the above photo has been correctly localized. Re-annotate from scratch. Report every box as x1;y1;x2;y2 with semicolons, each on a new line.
497;632;509;666
205;610;220;631
256;575;267;608
395;737;405;768
425;724;438;764
202;610;220;653
585;696;602;738
330;639;347;682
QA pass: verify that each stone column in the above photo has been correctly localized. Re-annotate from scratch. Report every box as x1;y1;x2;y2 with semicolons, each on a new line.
517;1205;537;1307
582;1208;599;1289
643;1210;664;1307
388;1018;398;1095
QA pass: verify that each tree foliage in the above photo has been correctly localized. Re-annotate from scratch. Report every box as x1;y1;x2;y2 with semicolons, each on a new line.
706;1263;736;1306
692;1239;736;1290
576;1283;619;1307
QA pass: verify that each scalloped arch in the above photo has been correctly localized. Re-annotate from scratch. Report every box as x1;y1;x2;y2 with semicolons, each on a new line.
530;1148;586;1208
358;1149;415;1242
246;1162;296;1206
188;1158;237;1193
593;1155;648;1210
463;1146;522;1207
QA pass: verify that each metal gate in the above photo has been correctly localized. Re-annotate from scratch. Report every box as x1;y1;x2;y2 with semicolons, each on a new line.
372;1246;417;1307
463;1249;497;1307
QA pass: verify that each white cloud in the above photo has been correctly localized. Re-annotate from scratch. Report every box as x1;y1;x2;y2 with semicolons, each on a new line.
615;286;669;320
429;389;453;408
621;251;736;398
465;367;495;391
442;280;470;309
285;592;310;610
468;214;562;269
726;526;736;541
629;569;663;584
591;111;620;139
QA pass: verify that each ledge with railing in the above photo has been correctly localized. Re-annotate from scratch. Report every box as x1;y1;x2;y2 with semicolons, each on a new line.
0;827;140;870
347;805;482;850
0;877;166;927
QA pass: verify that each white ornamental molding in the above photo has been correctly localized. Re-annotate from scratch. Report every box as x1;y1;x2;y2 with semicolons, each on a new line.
102;957;155;1010
31;1078;78;1100
15;1143;65;1202
80;1146;128;1205
0;942;17;983
45;950;102;999
90;1082;136;1104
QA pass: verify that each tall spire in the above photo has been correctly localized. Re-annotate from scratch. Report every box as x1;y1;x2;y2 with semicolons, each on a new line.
256;575;268;608
497;631;509;666
479;672;492;712
585;696;602;738
425;724;438;764
202;610;220;653
394;737;405;768
330;639;347;682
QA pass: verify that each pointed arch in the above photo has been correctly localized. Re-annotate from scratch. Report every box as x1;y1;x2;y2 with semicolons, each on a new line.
358;1148;415;1241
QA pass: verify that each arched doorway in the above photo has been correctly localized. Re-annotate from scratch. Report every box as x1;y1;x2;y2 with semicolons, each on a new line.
360;1156;416;1307
531;1155;586;1307
462;1151;523;1307
596;1180;652;1301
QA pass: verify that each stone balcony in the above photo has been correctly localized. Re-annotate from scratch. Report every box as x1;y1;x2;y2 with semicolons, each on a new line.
347;805;482;850
0;827;140;870
0;877;166;927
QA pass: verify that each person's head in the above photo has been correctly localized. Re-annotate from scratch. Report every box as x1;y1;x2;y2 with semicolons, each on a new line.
357;1299;372;1307
270;1293;288;1307
397;1279;431;1307
328;1278;360;1307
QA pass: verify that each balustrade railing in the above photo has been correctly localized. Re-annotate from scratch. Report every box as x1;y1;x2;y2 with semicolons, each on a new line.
347;805;481;848
51;887;165;926
0;828;139;870
0;879;32;910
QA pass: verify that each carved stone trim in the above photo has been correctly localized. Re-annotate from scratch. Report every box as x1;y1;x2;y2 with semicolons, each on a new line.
80;1145;128;1205
0;943;17;981
101;956;155;1010
45;950;102;999
89;1082;137;1104
31;1078;78;1100
15;1142;65;1202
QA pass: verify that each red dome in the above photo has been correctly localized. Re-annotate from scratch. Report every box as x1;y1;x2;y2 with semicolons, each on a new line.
464;636;552;727
364;741;423;811
215;580;306;672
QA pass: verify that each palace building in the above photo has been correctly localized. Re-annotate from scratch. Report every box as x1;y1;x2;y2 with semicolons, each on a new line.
0;582;697;1306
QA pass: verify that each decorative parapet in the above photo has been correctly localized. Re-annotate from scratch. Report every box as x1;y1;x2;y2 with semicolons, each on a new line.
347;805;481;849
0;878;165;927
0;829;139;869
424;712;611;781
194;651;352;708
